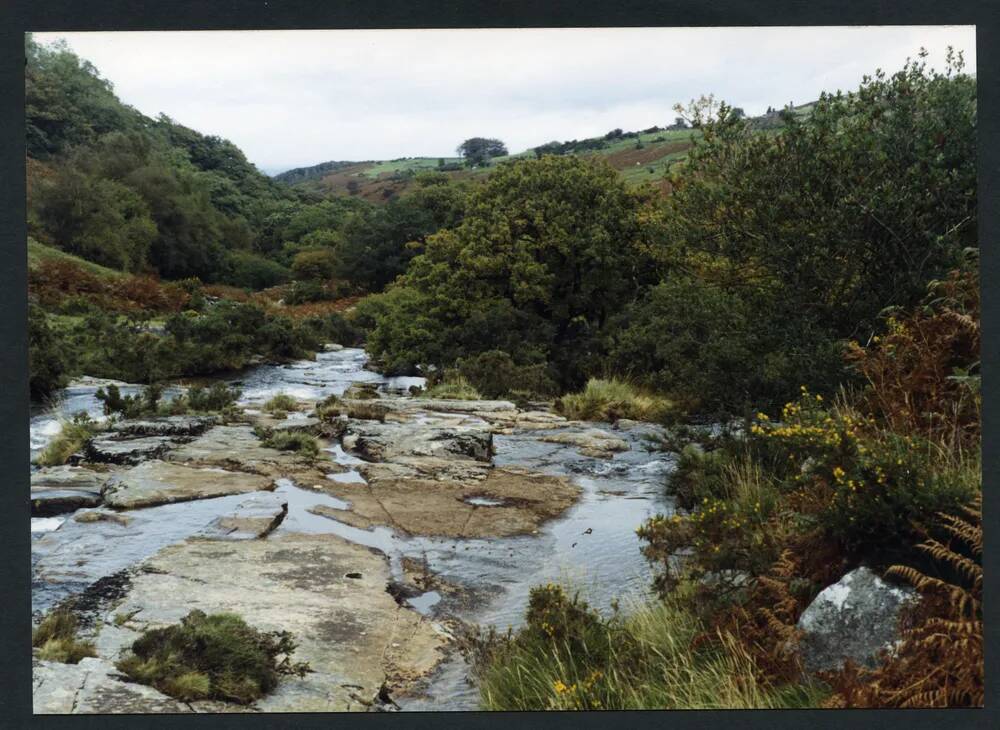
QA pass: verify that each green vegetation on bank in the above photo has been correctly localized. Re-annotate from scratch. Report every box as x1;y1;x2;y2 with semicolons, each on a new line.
473;584;827;710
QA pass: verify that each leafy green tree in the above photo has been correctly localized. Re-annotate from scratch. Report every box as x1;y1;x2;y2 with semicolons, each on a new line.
25;35;142;159
335;180;468;292
291;249;336;281
28;304;69;400
456;137;508;166
362;156;662;384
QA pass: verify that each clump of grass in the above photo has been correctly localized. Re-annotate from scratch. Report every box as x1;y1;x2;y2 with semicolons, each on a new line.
314;394;342;421
420;373;482;401
257;428;319;458
346;401;390;421
474;584;827;711
262;393;300;417
554;378;674;423
115;610;311;704
35;412;101;466
33;608;97;664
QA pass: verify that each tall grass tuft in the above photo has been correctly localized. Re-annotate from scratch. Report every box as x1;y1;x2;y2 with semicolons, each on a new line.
555;378;674;423
35;413;100;467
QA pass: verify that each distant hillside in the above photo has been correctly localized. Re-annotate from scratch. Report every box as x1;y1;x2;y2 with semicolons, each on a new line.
272;160;364;185
272;103;816;203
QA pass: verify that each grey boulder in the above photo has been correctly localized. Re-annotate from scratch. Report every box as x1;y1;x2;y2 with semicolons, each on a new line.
797;566;918;673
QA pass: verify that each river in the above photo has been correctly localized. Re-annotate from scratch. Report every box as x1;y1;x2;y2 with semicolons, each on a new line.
30;347;677;711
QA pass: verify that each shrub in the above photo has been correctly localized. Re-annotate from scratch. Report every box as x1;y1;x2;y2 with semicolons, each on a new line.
96;383;164;418
748;391;977;558
258;429;319;458
32;609;96;664
115;610;311;704
262;393;299;416
283;280;332;305
186;383;242;413
223;251;291;290
554;378;674;423
28;303;69;400
290;249;336;281
324;312;364;347
35;412;100;466
457;350;557;400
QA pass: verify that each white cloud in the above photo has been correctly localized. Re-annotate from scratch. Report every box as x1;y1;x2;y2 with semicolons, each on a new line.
33;27;976;174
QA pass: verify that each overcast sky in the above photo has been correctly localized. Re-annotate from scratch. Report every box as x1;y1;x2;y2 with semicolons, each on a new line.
35;27;976;175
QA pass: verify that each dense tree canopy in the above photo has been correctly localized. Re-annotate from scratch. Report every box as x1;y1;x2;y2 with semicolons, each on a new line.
361;156;663;385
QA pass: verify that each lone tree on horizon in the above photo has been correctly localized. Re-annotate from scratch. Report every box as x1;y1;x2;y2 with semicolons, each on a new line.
457;137;508;167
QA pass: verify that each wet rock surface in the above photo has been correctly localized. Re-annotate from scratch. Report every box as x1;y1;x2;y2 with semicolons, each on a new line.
539;428;630;457
102;460;276;509
797;566;918;673
31;466;110;516
316;467;579;538
197;494;288;540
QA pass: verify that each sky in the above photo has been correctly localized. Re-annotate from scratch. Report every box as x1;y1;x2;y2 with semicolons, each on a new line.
34;27;976;176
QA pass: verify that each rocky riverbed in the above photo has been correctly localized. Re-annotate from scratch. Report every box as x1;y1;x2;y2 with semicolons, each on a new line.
30;347;676;713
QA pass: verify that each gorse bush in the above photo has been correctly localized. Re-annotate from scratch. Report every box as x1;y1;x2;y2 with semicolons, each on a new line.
748;391;976;558
115;610;311;704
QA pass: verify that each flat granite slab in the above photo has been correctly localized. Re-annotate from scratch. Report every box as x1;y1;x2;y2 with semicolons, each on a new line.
31;466;110;516
102;460;275;509
90;532;449;713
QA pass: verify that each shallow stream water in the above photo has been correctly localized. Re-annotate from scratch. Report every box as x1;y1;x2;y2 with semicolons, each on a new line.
29;347;677;711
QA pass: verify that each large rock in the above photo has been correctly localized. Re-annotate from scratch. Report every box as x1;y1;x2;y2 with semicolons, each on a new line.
197;494;288;540
85;435;183;466
797;566;918;673
166;424;327;477
31;466;109;516
33;657;190;714
102;460;275;509
314;466;579;538
539;428;629;458
98;533;448;713
342;421;493;463
109;416;218;438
